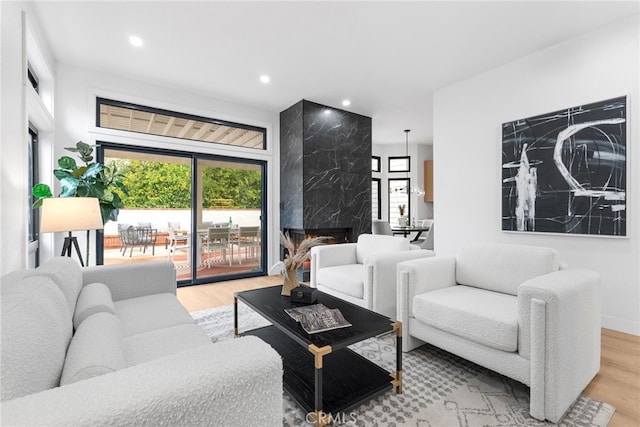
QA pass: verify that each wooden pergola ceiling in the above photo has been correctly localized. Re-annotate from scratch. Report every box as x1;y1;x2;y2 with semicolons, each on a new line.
99;104;264;149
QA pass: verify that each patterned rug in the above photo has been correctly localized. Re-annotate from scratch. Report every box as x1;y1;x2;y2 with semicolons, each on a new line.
192;305;614;426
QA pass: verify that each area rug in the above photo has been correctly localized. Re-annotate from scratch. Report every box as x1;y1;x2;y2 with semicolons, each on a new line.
192;305;614;426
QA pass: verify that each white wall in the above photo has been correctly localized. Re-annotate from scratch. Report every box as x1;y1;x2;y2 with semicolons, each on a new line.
433;16;640;335
0;2;56;274
50;63;280;268
0;2;26;274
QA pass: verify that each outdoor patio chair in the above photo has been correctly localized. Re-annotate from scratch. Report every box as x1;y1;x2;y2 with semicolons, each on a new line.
120;225;157;257
137;226;158;255
167;226;189;260
205;227;232;267
117;223;129;251
231;226;260;265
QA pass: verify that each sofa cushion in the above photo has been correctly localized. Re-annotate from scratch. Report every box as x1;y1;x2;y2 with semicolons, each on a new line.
316;264;364;299
356;234;410;264
60;312;125;385
413;285;518;352
73;282;117;330
1;276;72;401
114;293;196;337
456;244;559;296
28;257;83;316
123;324;211;366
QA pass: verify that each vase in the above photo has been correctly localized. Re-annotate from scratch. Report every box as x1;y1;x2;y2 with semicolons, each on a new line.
281;269;299;296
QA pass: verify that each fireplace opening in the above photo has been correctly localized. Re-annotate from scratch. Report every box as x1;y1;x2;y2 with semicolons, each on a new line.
282;227;351;281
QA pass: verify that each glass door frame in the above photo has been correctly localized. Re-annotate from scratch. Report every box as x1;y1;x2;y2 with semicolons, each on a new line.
96;141;268;287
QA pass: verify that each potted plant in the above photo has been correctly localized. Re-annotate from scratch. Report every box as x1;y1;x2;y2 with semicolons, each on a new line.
32;141;128;264
398;204;408;226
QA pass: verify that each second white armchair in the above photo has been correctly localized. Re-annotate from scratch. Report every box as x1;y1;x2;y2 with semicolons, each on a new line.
310;234;434;319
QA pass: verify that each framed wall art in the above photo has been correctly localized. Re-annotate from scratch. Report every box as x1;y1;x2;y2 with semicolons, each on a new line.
502;96;627;236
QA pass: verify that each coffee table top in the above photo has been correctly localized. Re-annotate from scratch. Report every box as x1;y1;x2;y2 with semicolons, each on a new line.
235;285;394;351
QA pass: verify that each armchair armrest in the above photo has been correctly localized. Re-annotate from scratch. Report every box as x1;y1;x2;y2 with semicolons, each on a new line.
518;269;601;421
397;256;456;320
82;261;176;301
310;243;357;287
396;255;456;351
365;250;435;318
1;337;283;427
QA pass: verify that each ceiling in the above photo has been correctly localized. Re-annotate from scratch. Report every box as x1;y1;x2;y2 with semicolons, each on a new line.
29;1;639;146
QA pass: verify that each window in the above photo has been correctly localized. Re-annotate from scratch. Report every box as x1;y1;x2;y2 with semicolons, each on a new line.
371;156;381;172
97;98;266;150
28;124;40;265
389;156;410;172
372;178;381;220
27;62;39;93
389;178;410;225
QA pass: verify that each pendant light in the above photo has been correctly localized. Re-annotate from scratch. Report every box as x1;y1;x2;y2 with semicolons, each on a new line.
404;129;425;196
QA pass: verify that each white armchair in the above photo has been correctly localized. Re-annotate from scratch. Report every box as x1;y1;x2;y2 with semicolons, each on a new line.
310;234;434;319
397;243;601;422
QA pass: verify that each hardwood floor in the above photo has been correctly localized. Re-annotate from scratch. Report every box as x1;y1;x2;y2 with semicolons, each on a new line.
177;275;282;312
177;278;640;426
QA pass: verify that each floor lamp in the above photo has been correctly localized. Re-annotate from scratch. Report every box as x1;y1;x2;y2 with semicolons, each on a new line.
40;197;104;267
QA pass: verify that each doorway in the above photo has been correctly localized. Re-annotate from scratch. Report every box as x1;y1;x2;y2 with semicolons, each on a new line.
97;143;267;286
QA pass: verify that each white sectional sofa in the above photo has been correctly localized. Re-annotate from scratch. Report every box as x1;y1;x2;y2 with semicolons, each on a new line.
1;257;283;426
397;243;601;422
311;234;434;319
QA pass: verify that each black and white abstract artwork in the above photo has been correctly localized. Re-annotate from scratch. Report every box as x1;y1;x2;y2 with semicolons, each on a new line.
502;96;626;236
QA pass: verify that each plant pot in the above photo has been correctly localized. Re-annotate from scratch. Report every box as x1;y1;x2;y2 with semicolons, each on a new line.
281;269;300;296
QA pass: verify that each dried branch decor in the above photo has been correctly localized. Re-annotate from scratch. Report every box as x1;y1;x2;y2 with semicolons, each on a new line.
278;231;328;296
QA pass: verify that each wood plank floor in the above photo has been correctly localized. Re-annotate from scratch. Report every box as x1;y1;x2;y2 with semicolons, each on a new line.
177;278;640;426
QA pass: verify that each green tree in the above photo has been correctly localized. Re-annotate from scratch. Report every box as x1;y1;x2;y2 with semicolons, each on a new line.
113;160;261;209
117;161;191;208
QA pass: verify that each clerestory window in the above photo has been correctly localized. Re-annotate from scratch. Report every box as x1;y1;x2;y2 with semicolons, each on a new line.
96;98;266;150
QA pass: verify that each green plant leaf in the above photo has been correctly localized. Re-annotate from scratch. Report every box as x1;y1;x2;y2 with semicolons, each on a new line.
72;166;86;178
101;189;114;202
83;162;102;178
59;177;79;197
32;183;52;198
115;181;128;195
58;156;77;170
76;185;90;197
111;193;124;209
53;169;73;181
32;198;44;209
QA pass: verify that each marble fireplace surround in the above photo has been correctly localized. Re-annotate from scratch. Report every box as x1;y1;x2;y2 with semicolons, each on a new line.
280;99;372;243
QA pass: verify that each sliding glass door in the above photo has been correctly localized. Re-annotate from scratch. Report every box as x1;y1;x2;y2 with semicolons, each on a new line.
98;144;266;286
195;158;264;282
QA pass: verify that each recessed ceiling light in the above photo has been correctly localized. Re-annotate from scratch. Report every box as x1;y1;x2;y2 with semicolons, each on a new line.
342;99;351;107
260;75;270;83
129;35;144;47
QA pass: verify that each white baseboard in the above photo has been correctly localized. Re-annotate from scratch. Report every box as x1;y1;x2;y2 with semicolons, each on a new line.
602;315;640;336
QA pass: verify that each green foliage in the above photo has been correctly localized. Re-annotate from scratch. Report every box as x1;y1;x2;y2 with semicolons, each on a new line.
32;141;128;224
116;161;192;208
115;160;261;209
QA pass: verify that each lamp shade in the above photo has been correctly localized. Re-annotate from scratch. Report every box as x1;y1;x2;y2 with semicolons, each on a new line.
40;197;104;233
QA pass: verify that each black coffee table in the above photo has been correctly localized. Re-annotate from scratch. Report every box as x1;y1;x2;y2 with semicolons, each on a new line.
234;285;402;426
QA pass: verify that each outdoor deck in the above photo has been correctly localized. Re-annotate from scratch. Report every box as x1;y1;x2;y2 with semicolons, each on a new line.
104;241;261;281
